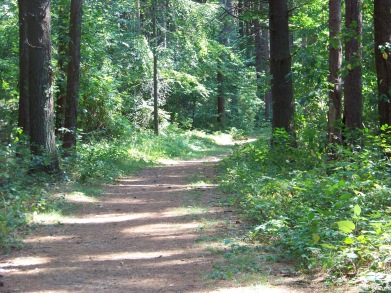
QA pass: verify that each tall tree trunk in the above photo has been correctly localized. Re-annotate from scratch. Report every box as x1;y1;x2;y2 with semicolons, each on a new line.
55;1;69;137
238;0;244;41
152;0;159;136
262;26;271;122
269;0;294;135
327;0;342;143
374;0;391;128
137;0;141;35
63;0;83;150
254;16;263;107
27;0;60;173
18;0;29;136
344;0;363;131
217;70;226;128
216;0;232;129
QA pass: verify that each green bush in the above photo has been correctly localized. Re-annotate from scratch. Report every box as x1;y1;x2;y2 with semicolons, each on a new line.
219;128;391;288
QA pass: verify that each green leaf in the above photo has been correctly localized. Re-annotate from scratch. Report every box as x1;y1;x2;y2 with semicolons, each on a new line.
344;237;355;244
320;243;338;250
353;205;361;217
340;193;352;201
357;235;366;243
337;220;355;233
313;234;320;244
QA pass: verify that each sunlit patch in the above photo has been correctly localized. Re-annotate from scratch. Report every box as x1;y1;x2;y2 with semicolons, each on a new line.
60;213;145;224
0;256;51;270
31;211;63;224
122;222;199;235
64;192;98;203
190;180;217;187
79;250;185;262
23;235;76;244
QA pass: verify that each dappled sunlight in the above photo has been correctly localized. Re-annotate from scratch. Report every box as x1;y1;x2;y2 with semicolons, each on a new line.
59;213;145;224
0;256;52;271
78;250;186;262
23;235;77;244
63;191;99;203
3;152;301;293
121;222;200;235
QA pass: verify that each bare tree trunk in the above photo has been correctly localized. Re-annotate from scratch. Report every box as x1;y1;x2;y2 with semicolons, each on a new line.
18;0;29;136
374;0;391;128
327;0;342;143
254;16;262;102
262;26;271;122
216;0;232;129
344;0;363;131
55;1;69;137
137;0;141;33
63;0;83;150
27;0;60;173
269;0;294;135
217;70;226;128
152;0;159;136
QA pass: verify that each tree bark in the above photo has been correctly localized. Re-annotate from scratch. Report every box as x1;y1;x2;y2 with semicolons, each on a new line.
254;16;263;103
18;0;29;136
152;0;159;136
374;0;391;128
262;26;271;122
27;0;60;173
216;0;232;129
217;70;225;128
55;2;69;137
327;0;342;143
269;0;294;135
344;0;363;131
63;0;83;150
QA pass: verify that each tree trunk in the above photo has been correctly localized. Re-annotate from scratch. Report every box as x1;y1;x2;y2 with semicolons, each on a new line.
55;2;69;137
152;0;159;136
254;16;263;103
327;0;342;143
269;0;294;135
262;28;271;122
215;0;232;129
343;0;363;131
217;70;225;128
137;0;141;33
63;0;83;150
18;0;29;136
374;0;391;128
27;0;60;173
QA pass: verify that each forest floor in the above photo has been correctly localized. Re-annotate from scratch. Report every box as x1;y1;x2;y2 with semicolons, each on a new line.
0;145;349;292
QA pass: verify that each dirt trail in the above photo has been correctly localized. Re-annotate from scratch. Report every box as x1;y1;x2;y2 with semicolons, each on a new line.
0;156;323;293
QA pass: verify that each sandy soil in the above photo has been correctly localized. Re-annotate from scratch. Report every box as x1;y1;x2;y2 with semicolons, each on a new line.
0;156;330;293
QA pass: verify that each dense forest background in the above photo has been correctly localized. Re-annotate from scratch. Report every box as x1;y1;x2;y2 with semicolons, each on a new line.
1;0;391;290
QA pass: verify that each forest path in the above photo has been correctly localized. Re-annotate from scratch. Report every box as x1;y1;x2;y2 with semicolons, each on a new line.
1;154;322;293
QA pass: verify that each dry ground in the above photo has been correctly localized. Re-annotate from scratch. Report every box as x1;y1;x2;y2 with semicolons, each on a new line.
0;155;337;292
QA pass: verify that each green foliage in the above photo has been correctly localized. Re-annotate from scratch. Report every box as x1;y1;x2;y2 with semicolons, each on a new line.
219;128;391;288
0;134;57;251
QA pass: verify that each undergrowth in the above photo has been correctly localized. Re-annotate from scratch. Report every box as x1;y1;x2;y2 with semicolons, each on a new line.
218;128;391;291
0;125;227;252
